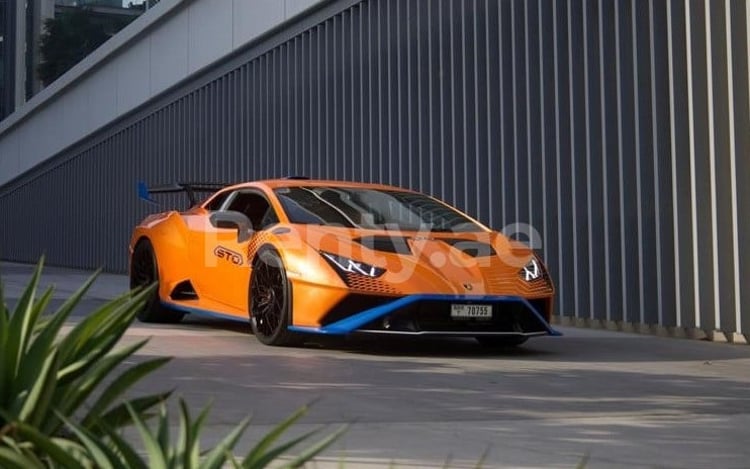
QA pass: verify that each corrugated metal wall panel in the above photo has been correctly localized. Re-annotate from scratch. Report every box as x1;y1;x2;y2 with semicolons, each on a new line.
0;0;748;339
733;0;750;338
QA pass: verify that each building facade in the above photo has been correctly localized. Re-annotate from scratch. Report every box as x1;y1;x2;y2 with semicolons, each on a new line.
0;0;144;120
0;0;748;341
0;0;15;120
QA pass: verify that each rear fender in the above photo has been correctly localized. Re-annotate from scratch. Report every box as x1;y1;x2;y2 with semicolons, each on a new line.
130;211;190;300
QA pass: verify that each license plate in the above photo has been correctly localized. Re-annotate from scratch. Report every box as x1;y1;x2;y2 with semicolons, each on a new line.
450;304;492;319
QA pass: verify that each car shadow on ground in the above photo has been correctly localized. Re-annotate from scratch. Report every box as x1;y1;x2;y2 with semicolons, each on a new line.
176;315;750;363
181;314;558;358
48;294;750;364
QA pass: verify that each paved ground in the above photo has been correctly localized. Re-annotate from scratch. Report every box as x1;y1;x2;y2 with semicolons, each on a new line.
3;262;750;468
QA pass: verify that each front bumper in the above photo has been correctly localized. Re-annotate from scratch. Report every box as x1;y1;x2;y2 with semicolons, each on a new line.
288;294;561;337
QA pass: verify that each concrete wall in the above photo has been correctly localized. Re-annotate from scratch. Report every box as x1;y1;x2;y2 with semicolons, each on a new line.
0;0;323;186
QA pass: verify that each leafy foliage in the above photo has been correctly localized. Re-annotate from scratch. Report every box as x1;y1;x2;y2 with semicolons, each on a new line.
62;401;346;469
0;258;170;439
0;259;345;467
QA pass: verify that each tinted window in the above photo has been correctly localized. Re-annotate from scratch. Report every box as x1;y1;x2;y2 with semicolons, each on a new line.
205;191;231;210
274;187;482;232
226;192;278;230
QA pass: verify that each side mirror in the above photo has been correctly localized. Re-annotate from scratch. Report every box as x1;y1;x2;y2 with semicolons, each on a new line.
209;211;253;243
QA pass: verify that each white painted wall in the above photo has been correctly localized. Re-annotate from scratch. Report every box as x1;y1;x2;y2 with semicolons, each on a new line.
0;0;323;187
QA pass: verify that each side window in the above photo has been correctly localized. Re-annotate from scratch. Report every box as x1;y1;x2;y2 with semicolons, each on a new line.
205;191;231;211
225;192;279;230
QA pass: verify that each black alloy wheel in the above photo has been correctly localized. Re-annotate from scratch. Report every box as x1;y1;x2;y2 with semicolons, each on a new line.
249;247;299;346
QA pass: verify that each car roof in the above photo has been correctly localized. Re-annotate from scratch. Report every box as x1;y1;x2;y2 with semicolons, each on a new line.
221;179;417;193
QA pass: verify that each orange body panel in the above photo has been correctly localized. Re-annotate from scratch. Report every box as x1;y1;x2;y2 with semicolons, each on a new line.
129;179;555;329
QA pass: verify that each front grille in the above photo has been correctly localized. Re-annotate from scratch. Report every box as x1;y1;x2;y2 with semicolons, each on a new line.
320;294;396;325
482;267;554;295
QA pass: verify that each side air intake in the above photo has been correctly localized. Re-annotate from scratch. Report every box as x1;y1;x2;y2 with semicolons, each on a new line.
170;280;198;300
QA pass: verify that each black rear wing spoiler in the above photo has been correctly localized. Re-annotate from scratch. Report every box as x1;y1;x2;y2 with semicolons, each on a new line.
137;181;228;206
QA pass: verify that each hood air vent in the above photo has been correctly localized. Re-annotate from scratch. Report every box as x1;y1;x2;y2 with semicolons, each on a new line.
439;239;496;257
355;236;412;255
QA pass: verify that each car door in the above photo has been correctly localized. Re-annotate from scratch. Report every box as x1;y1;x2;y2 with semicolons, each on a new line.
189;190;277;314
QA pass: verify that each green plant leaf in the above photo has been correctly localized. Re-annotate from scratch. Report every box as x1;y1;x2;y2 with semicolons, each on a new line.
1;259;44;406
56;413;121;469
44;339;149;436
200;416;251;469
0;264;350;469
172;397;213;467
82;356;170;429
12;290;64;401
277;423;348;469
56;287;132;357
99;425;148;469
14;420;85;469
244;428;320;469
56;285;150;376
0;447;45;469
44;289;156;435
226;451;244;469
155;403;171;463
98;392;172;431
20;269;101;384
29;286;54;327
56;291;140;381
13;347;59;426
13;271;101;411
175;398;194;466
56;339;148;414
242;406;309;466
472;445;490;469
186;398;212;466
126;403;168;469
51;437;96;466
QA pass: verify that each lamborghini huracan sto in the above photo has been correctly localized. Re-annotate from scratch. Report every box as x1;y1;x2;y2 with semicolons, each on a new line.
129;179;559;346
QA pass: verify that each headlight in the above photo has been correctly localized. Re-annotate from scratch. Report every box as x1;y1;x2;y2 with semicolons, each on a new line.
520;257;543;282
321;252;386;278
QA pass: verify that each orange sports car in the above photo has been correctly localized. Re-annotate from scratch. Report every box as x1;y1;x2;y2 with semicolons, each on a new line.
129;178;559;347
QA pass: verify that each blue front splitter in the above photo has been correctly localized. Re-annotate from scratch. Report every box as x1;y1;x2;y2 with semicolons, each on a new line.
287;294;562;336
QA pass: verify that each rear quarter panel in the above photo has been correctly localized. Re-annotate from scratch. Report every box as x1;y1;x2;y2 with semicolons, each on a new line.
130;211;191;300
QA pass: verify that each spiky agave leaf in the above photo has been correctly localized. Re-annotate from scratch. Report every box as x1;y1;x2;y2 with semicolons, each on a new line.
41;286;167;436
1;260;347;469
0;259;45;410
0;261;169;463
275;423;348;469
241;404;347;469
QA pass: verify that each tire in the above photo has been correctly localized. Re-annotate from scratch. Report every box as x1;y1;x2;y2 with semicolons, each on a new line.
249;247;299;346
475;336;529;348
129;239;184;323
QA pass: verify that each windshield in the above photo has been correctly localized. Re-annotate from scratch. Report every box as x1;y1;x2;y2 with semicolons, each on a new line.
274;186;484;232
